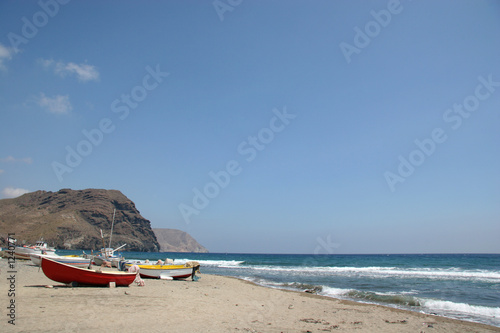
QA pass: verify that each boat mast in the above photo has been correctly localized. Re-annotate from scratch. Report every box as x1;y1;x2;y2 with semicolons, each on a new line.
100;229;106;257
109;208;116;249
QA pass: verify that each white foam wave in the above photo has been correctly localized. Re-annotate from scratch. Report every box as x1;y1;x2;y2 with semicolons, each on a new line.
320;286;352;297
422;299;500;320
242;279;352;298
371;290;419;296
230;265;500;282
173;259;244;267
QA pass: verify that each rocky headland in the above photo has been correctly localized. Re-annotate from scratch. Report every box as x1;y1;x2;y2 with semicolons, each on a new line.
153;228;208;253
0;189;207;253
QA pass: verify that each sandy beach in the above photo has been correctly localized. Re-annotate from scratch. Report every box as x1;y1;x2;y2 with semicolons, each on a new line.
1;259;499;333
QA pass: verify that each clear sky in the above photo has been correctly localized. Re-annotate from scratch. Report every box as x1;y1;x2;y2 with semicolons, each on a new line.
1;0;499;254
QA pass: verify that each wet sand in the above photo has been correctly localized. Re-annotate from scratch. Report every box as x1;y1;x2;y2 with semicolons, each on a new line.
1;259;499;332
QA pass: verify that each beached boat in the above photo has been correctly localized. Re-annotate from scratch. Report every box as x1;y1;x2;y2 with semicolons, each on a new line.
41;257;137;287
30;253;91;268
93;209;126;267
118;258;174;270
93;245;126;267
124;263;200;280
14;240;56;260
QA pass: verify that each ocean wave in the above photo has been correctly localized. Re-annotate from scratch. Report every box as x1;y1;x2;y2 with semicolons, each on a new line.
247;279;422;307
422;299;500;319
349;290;422;307
320;287;422;306
241;277;327;294
162;258;245;267
280;282;323;292
229;265;500;282
320;286;353;297
323;287;500;326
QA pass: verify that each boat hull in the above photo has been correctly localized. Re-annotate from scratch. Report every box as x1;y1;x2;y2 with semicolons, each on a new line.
15;246;56;260
41;257;137;286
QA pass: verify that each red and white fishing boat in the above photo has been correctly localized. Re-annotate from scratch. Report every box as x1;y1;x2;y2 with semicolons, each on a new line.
41;257;137;287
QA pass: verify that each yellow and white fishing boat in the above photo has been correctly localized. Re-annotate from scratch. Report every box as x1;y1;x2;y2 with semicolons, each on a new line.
123;261;200;280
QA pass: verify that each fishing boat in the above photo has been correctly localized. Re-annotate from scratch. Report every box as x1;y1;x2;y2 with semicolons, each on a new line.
30;253;91;268
124;262;200;280
93;209;126;267
41;257;137;287
93;245;126;267
14;239;56;260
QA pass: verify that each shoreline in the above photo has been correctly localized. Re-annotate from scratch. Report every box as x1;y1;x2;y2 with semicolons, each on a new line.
1;259;499;332
232;274;500;330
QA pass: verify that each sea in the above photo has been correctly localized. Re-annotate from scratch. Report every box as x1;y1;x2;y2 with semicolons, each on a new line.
58;251;500;327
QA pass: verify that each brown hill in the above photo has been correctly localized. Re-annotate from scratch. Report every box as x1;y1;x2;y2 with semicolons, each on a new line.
0;189;159;252
153;228;208;253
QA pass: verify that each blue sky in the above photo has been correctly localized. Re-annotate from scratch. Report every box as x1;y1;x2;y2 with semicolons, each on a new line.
0;0;499;254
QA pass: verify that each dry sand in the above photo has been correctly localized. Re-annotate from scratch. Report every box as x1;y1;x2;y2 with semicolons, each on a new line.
1;259;499;333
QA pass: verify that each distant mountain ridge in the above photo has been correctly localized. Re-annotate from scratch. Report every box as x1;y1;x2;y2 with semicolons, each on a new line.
0;189;159;251
153;228;208;253
0;189;207;253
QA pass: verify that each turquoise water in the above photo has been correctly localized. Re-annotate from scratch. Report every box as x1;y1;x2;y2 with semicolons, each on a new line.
59;251;500;327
